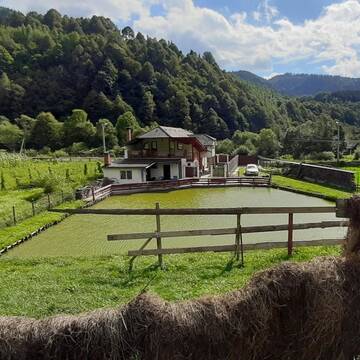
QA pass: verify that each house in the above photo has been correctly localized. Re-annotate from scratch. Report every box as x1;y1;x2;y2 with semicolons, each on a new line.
194;134;217;171
345;141;359;155
103;126;216;184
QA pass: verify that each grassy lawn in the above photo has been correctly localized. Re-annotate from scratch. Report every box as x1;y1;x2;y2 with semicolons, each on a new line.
271;175;352;200
0;188;44;226
0;245;340;318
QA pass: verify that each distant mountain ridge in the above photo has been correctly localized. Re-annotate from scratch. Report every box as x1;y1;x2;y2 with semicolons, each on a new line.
231;71;360;97
229;70;272;89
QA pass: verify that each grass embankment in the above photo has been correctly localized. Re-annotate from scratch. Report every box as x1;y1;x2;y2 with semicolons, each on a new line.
0;246;340;318
237;165;350;200
271;175;352;200
0;200;84;250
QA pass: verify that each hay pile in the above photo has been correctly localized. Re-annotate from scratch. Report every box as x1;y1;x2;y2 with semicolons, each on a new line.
2;196;360;359
1;256;360;359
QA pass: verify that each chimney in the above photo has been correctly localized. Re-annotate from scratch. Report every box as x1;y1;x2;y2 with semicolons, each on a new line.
104;152;111;167
126;127;132;142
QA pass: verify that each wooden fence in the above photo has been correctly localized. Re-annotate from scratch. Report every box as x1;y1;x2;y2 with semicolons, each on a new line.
86;177;272;200
52;203;347;270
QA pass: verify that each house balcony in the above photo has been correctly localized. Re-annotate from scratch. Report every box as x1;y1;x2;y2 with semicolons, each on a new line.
128;150;194;161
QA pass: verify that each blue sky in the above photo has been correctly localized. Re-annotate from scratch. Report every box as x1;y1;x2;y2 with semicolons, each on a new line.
4;0;360;78
194;0;336;24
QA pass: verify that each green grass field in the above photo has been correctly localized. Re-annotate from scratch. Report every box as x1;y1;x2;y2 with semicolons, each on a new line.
0;154;100;192
271;175;352;200
0;246;340;318
0;154;101;233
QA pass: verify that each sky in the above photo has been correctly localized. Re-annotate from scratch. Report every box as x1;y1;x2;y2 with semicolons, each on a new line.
2;0;360;78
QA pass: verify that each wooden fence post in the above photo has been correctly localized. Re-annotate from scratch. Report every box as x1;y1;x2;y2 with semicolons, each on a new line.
31;201;35;216
234;213;244;266
47;194;51;209
61;190;64;203
12;205;16;225
235;213;241;261
155;202;163;269
91;187;95;202
288;213;294;256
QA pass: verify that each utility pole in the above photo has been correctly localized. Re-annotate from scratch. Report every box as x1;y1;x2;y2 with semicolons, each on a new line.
101;123;106;153
336;121;340;163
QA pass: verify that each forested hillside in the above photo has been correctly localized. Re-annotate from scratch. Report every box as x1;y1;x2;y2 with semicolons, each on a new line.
232;71;360;97
230;70;272;90
1;7;360;158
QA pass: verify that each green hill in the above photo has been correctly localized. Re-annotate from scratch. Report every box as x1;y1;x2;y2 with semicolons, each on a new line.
2;7;360;153
232;70;360;97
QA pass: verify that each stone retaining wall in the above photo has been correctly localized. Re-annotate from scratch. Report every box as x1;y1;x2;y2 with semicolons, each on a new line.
284;163;355;191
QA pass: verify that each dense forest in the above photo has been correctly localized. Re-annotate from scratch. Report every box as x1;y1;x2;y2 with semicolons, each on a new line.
231;71;360;97
1;7;360;158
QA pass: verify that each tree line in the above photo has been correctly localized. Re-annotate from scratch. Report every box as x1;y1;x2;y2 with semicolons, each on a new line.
0;108;148;153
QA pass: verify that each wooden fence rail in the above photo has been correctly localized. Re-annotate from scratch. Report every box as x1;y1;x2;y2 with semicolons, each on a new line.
107;220;347;241
52;203;346;270
86;177;272;201
51;205;336;216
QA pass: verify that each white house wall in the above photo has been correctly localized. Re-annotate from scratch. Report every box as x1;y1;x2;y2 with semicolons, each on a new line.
103;168;144;184
149;163;180;180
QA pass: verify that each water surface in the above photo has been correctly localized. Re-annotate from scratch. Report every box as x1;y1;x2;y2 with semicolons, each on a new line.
5;187;345;258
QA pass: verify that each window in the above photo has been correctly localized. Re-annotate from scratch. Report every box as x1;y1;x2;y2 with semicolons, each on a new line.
177;142;183;150
144;142;150;150
151;141;157;150
120;170;133;180
169;141;175;150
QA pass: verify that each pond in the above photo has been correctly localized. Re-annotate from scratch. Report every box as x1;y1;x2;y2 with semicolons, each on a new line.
5;187;346;258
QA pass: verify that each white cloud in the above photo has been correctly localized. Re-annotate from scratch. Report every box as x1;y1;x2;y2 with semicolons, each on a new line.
1;0;158;21
5;0;360;77
264;72;282;80
252;0;279;23
133;0;360;77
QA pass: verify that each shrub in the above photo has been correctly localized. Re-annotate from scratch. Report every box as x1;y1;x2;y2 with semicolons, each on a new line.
307;151;335;161
354;148;360;160
67;142;88;156
280;154;294;161
39;146;51;155
24;149;38;157
52;149;68;158
112;146;124;157
233;145;250;156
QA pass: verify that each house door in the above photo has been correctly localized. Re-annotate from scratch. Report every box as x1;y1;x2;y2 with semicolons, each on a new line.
146;168;151;181
163;164;171;180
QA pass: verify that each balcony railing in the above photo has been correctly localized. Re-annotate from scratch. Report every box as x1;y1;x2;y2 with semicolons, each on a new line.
128;150;194;161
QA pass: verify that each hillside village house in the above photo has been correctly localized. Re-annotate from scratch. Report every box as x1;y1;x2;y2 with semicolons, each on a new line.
103;126;216;184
